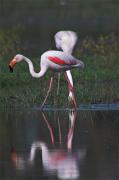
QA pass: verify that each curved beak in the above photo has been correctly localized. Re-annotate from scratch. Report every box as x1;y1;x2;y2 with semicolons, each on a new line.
9;58;17;72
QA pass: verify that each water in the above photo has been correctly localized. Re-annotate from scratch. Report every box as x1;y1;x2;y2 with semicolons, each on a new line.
0;106;119;180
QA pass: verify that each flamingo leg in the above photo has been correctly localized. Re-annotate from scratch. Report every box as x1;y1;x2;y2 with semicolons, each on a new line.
64;72;77;108
57;72;61;96
41;75;54;108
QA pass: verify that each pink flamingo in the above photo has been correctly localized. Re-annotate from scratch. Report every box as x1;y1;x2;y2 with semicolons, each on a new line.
54;31;78;106
9;50;84;107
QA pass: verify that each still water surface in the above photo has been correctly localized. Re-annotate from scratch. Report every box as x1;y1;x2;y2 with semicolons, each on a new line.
0;107;119;180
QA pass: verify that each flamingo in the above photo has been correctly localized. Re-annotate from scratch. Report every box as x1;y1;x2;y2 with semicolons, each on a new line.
54;30;78;106
9;50;84;107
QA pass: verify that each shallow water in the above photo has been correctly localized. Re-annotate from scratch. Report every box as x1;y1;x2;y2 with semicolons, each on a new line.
0;106;119;180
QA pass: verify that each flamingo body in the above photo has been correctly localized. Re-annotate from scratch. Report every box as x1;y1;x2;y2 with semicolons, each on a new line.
41;50;84;72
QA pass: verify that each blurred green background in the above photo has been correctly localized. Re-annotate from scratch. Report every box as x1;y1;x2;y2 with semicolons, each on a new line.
0;0;119;56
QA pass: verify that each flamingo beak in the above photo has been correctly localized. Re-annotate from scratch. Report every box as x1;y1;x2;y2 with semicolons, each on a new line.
9;58;17;72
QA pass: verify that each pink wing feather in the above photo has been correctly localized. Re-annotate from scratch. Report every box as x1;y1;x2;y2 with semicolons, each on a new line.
48;56;76;66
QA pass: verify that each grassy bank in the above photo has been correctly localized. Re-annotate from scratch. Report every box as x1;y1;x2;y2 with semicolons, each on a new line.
0;34;119;107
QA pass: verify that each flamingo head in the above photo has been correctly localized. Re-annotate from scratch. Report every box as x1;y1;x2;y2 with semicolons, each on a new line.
9;54;23;72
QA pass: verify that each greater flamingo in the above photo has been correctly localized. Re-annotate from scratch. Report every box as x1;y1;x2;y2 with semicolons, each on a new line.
9;50;84;107
54;30;78;106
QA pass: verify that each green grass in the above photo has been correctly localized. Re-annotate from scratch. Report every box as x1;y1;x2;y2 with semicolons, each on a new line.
0;34;119;107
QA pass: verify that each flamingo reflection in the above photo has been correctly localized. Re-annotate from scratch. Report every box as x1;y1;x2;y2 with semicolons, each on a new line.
11;111;86;179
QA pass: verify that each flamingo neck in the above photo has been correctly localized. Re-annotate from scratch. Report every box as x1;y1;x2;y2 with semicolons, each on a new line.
23;56;46;78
